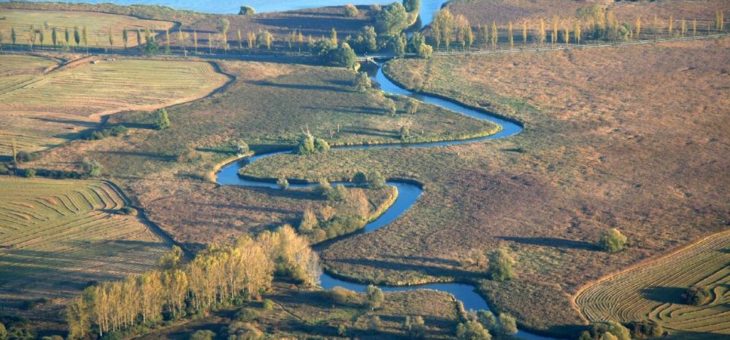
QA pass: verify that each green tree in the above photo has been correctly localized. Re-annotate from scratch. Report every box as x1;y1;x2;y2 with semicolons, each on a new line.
82;159;103;177
239;6;255;15
405;99;420;114
190;330;215;340
404;315;426;339
375;2;409;36
368;171;387;189
598;228;628;253
299;208;318;232
490;22;498;48
50;27;58;47
325;42;357;69
344;4;359;17
234;139;249;155
391;33;407;57
590;321;631;340
122;29;128;49
73;26;80;46
154;108;171;130
158;245;184;270
498;314;518;335
0;322;7;340
354;72;371;92
683;286;711;306
488;247;515;281
330;27;338;45
366;284;384;309
297;132;316;155
11;27;17;45
277;177;290;190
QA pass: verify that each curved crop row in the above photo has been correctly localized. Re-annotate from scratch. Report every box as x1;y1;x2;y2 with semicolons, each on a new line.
575;230;730;334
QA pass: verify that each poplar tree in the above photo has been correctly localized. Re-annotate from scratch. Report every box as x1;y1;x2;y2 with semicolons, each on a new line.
563;24;570;44
508;22;513;48
74;26;80;46
208;32;213;53
551;17;558;44
692;19;697;36
668;16;674;36
193;30;198;53
108;27;114;48
490;21;497;48
680;18;686;37
247;31;255;48
177;27;185;52
64;28;70;48
539;18;546;45
122;29;128;49
635;17;641;39
82;26;88;48
136;28;142;49
574;21;582;44
331;27;338;45
522;20;528;45
716;10;724;31
237;29;243;49
165;28;171;53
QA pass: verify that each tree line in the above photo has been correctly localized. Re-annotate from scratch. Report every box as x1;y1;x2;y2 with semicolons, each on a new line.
426;7;727;51
65;225;320;339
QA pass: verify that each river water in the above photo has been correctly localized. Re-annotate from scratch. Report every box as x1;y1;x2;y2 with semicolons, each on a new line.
26;0;550;336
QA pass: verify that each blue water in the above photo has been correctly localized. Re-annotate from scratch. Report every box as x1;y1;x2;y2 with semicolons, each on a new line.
215;64;550;339
20;0;448;26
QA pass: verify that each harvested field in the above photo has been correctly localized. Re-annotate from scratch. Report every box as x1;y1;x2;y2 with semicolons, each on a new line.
242;37;730;334
0;9;174;47
0;55;228;157
0;177;169;319
576;230;730;335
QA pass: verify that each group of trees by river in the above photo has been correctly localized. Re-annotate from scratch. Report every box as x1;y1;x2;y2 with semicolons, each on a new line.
65;226;319;339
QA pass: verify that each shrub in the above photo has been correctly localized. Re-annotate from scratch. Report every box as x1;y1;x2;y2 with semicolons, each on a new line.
227;321;263;340
629;320;664;339
297;133;316;155
338;324;348;336
81;159;103;177
239;6;255;15
590;321;631;340
0;163;9;175
386;99;397;116
329;286;361;306
234;140;250;155
456;320;491;340
320;214;366;238
23;168;36;178
404;315;426;339
352;171;368;186
683;286;711;306
314;138;330;153
488;247;515;281
262;298;274;311
368;171;387;189
354;72;371;92
324;43;358;69
189;330;215;340
497;314;517;335
368;315;382;332
366;284;384;310
344;4;359;17
416;43;433;59
325;184;348;202
400;126;411;140
15;151;36;163
234;307;259;322
599;228;628;253
316;179;333;197
277;177;289;190
154;108;170;130
299;208;318;232
405;99;420;115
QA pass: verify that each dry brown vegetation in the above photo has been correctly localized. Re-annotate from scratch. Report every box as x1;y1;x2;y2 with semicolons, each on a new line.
243;37;730;335
0;177;169;322
447;0;729;27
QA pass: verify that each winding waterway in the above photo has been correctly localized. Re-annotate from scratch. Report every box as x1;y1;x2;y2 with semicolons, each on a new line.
31;0;548;336
218;66;553;339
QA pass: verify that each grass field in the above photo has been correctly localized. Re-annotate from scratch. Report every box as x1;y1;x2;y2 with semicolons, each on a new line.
0;177;169;320
22;59;496;250
139;283;460;339
0;9;174;48
0;54;228;157
241;37;730;334
576;230;730;336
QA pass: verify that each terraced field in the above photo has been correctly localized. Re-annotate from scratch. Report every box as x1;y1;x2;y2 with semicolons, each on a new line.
576;230;730;335
0;54;228;157
0;9;173;47
0;177;169;314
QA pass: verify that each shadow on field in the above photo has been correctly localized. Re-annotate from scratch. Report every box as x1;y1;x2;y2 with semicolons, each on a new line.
31;117;99;128
341;127;396;138
247;80;348;93
330;258;483;280
312;105;385;116
498;236;599;251
101;150;177;161
641;286;686;304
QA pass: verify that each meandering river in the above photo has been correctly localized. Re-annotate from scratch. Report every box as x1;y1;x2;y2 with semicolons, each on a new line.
29;0;550;336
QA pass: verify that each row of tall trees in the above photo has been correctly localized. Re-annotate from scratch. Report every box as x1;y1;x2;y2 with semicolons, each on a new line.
427;8;728;51
66;226;320;339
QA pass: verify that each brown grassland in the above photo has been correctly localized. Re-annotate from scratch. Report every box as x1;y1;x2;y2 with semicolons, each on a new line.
242;37;730;335
447;0;730;27
0;177;169;322
23;59;496;250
